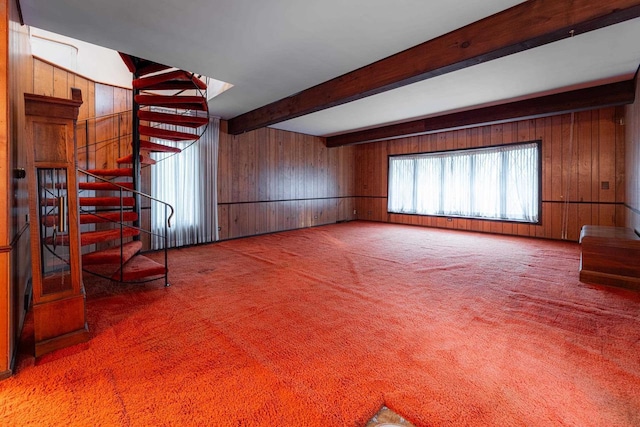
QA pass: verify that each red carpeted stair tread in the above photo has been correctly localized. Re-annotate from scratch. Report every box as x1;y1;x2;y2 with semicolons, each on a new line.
135;94;208;111
79;196;135;207
86;168;133;177
139;139;182;153
111;254;167;281
40;197;135;207
116;153;157;165
82;240;143;266
45;227;139;246
138;111;208;128
139;125;198;141
79;211;138;224
42;211;138;227
78;181;134;191
133;70;207;90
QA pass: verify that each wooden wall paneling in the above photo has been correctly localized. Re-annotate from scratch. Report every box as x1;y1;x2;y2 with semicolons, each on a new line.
273;130;284;201
114;87;129;161
319;139;328;198
257;130;268;201
94;84;114;169
286;132;294;201
217;124;231;204
296;199;306;229
285;200;295;230
266;201;277;232
632;86;640;211
550;115;564;204
52;66;68;99
248;131;259;203
217;205;229;240
379;141;389;198
228;203;243;239
577;111;592;204
590;109;601;216
318;140;327;198
74;76;90;120
533;117;547;238
267;129;278;201
577;203;597;237
74;77;93;170
569;115;581;204
286;132;296;201
314;198;323;225
335;147;345;197
255;202;266;235
598;108;616;204
308;135;318;199
615;106;626;207
336;198;344;222
298;134;307;200
33;58;54;96
310;198;318;227
230;132;242;203
336;147;349;197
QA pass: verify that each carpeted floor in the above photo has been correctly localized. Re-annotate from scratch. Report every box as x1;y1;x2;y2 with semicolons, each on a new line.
2;221;640;426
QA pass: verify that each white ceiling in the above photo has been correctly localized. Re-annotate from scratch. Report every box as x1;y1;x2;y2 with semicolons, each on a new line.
19;0;640;137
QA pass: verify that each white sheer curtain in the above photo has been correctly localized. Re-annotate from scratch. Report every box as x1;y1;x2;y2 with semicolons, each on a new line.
388;142;539;222
151;115;219;249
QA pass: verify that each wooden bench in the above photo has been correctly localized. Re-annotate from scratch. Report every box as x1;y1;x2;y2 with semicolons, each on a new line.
579;225;640;290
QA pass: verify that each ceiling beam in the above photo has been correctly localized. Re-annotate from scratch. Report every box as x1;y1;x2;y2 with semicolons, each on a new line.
228;0;640;135
325;80;636;147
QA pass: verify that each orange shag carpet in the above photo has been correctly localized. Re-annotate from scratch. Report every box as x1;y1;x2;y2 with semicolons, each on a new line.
2;221;640;426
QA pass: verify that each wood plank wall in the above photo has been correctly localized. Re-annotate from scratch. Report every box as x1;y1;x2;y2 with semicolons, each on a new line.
2;0;34;377
33;57;132;172
218;122;356;240
625;71;640;233
354;108;626;242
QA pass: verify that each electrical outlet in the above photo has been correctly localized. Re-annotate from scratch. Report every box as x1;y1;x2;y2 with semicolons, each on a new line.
447;218;453;222
353;209;357;215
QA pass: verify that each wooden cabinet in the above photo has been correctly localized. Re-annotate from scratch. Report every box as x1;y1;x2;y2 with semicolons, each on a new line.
25;89;89;357
579;225;640;291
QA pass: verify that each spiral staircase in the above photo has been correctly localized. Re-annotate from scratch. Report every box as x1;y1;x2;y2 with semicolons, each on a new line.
43;54;209;286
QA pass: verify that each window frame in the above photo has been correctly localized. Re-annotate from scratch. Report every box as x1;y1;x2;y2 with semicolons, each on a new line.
386;140;542;224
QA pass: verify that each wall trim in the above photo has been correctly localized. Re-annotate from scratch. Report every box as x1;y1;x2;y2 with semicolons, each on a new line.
218;196;354;206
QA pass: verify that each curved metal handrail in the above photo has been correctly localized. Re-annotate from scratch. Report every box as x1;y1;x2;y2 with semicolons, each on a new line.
78;169;175;228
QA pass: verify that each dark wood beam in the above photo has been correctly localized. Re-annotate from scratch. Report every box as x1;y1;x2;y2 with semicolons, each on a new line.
325;79;636;147
228;0;640;135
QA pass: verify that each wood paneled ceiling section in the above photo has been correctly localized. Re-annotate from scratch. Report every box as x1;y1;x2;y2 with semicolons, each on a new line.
19;0;640;142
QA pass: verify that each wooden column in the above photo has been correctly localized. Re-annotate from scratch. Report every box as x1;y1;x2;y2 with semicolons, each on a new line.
24;89;89;357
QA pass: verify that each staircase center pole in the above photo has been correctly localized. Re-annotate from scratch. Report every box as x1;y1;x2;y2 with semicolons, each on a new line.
132;71;141;239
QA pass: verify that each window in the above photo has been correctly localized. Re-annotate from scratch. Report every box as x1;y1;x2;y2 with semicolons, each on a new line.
388;141;540;223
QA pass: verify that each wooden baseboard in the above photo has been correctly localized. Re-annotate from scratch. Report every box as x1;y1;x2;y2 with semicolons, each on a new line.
0;368;12;381
35;323;90;358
